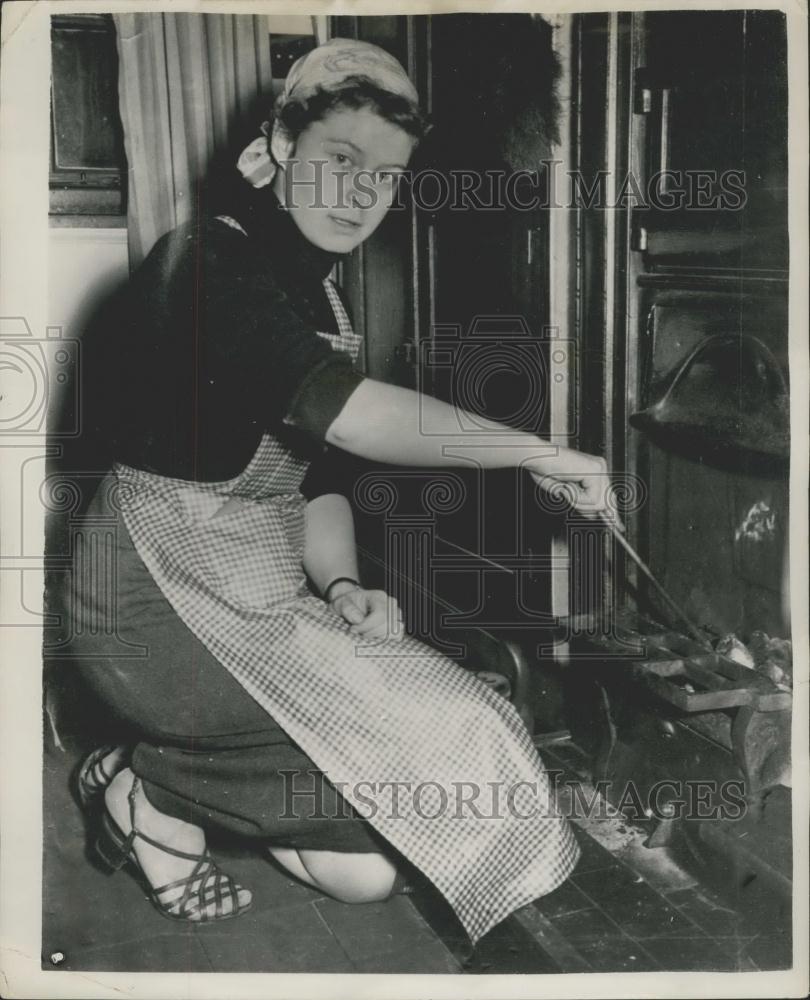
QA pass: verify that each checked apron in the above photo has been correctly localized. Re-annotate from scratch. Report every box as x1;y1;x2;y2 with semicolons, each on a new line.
112;239;580;943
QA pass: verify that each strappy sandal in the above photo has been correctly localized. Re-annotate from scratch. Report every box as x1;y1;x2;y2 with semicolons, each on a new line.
77;745;129;809
94;776;252;922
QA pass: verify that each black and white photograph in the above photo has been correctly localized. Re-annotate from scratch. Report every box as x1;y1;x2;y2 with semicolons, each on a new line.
0;1;807;996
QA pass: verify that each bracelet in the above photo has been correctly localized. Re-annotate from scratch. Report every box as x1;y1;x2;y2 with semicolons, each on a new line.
324;576;361;603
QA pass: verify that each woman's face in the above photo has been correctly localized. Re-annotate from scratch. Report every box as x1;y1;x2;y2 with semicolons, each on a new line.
277;105;416;253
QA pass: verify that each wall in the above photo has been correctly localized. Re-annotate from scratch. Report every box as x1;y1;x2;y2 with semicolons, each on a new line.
48;226;129;338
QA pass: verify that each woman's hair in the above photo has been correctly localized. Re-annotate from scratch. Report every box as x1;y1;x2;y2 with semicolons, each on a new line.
273;76;429;146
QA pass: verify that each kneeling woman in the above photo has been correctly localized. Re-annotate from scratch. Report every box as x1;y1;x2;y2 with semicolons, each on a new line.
72;39;606;942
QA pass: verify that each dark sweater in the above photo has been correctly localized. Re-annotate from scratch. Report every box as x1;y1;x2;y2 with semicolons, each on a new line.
90;185;365;498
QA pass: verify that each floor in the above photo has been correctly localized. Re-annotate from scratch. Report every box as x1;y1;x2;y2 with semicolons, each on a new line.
42;735;792;975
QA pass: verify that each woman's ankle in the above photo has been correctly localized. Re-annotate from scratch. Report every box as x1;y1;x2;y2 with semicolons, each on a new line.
100;769;252;918
105;766;135;805
105;768;205;850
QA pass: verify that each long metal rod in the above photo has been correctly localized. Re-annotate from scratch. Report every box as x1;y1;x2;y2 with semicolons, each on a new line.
601;515;713;650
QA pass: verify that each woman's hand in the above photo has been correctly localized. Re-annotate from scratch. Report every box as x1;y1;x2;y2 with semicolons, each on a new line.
526;448;620;525
330;587;405;642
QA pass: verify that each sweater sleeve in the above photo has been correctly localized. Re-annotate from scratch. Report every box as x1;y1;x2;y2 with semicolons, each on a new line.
197;223;364;440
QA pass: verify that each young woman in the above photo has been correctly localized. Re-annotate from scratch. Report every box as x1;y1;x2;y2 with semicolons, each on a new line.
72;39;608;942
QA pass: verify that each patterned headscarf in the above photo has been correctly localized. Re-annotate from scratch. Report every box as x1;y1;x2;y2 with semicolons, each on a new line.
237;37;419;189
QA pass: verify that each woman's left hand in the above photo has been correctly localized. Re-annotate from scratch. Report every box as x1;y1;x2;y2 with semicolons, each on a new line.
331;588;405;642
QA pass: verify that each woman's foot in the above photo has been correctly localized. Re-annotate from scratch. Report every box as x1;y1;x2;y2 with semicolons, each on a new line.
103;768;252;921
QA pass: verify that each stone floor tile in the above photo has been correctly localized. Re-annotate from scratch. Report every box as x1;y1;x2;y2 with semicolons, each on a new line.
194;902;353;972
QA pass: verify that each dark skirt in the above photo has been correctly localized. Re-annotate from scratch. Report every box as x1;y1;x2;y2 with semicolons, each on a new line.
64;478;384;853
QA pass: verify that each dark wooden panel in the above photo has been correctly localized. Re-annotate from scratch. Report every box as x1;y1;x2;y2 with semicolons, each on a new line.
637;10;788;271
50;14;126;215
336;14;557;631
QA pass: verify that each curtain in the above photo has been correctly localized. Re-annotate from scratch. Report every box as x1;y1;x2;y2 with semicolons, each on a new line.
114;13;274;268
